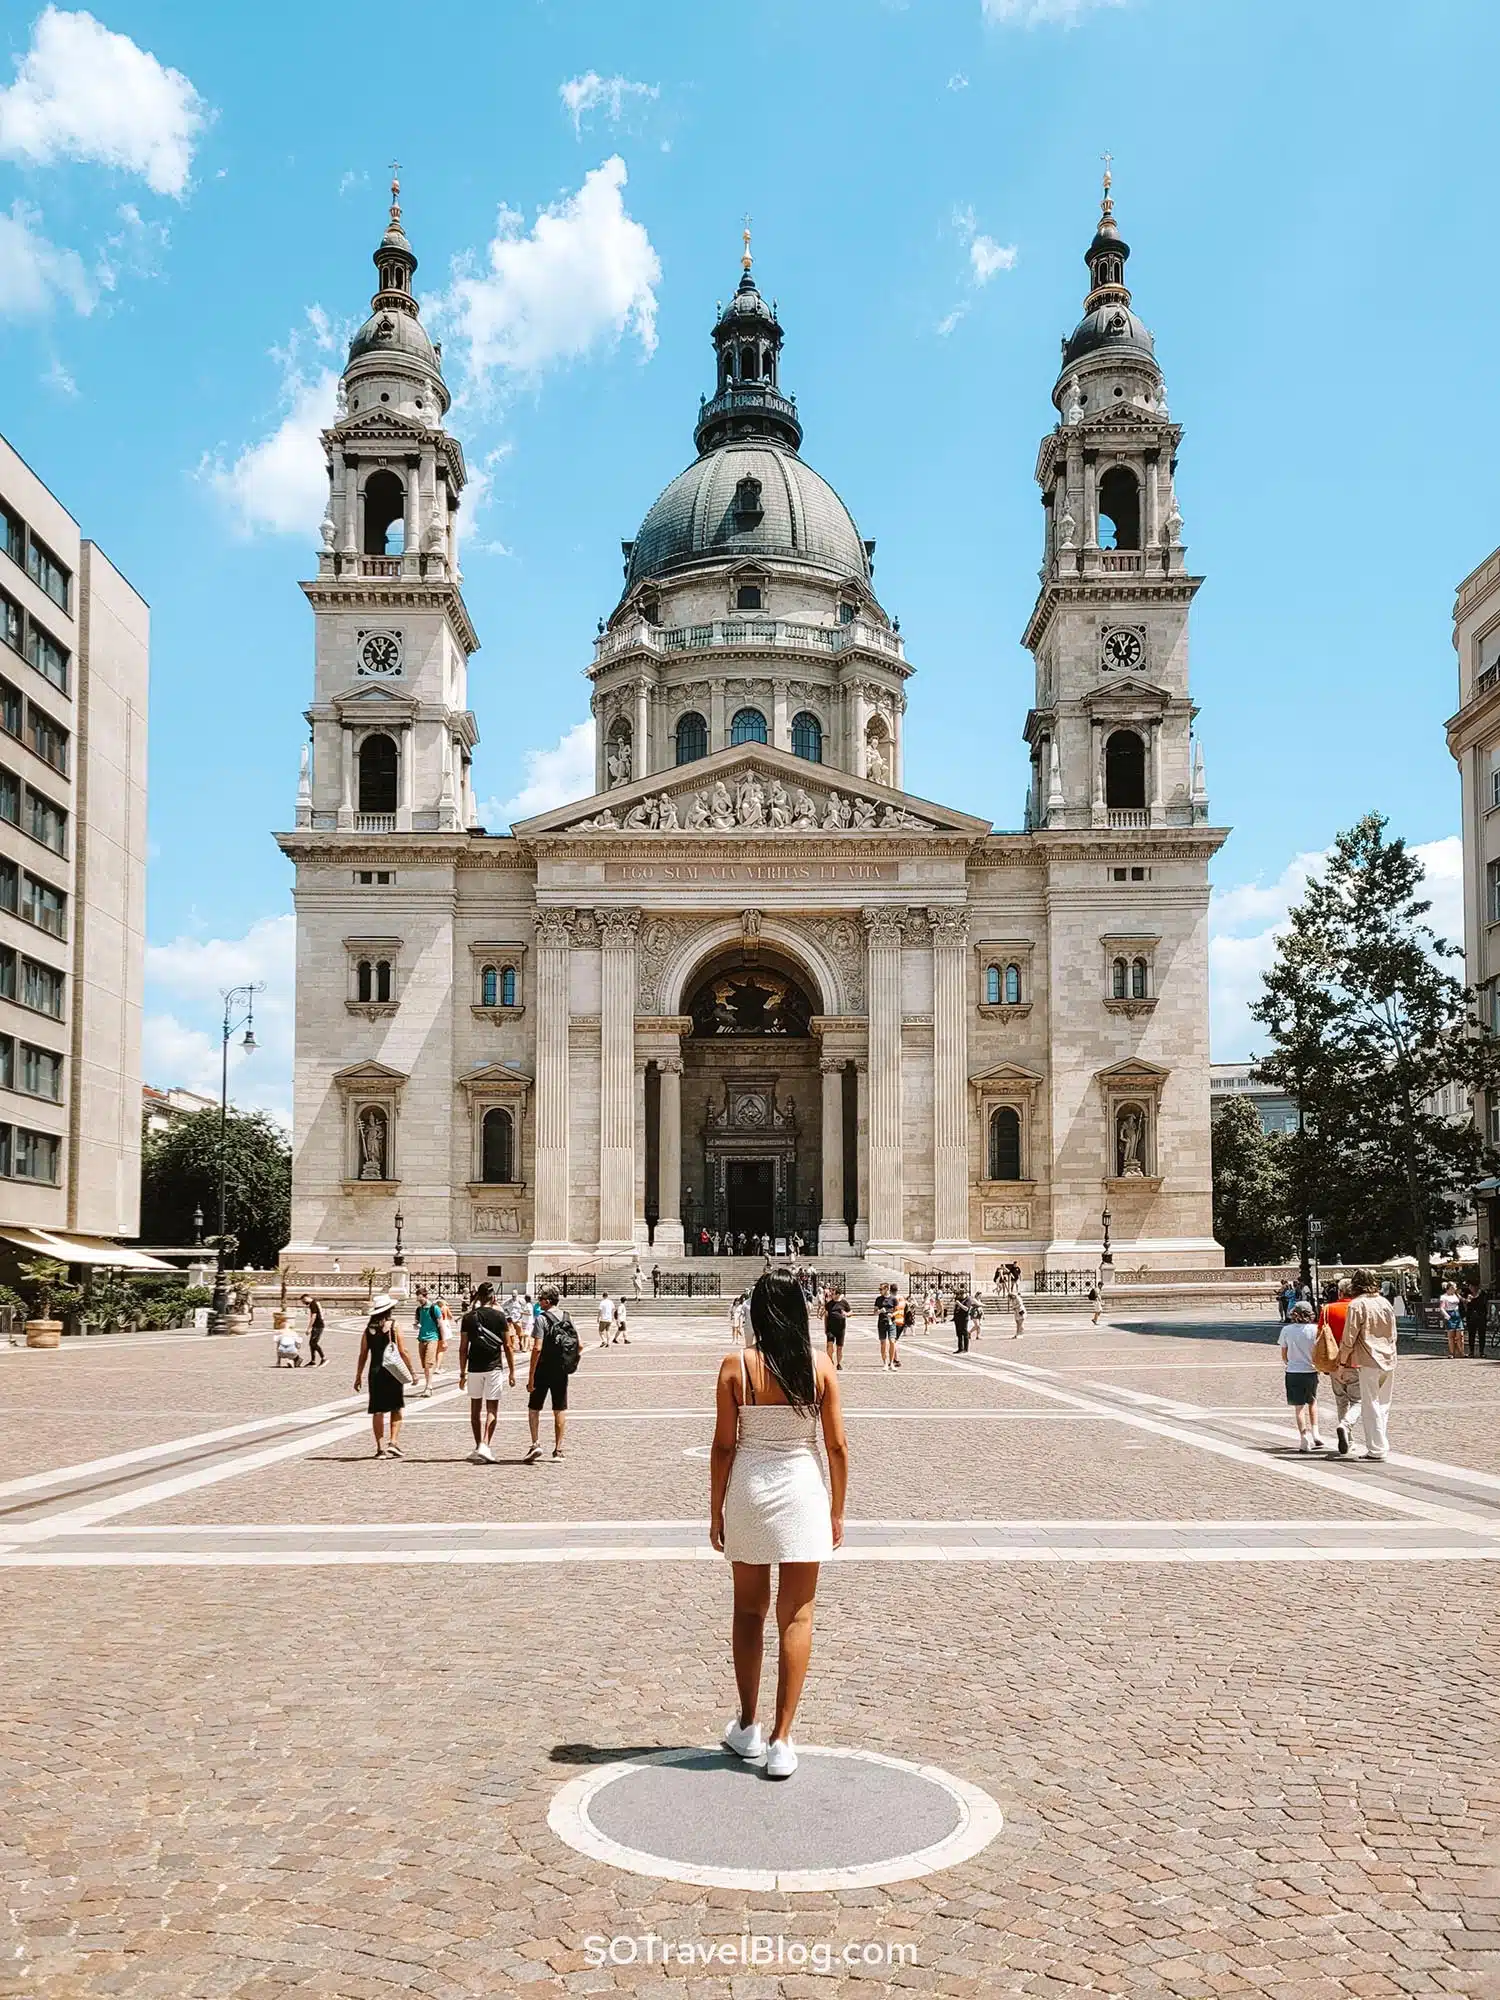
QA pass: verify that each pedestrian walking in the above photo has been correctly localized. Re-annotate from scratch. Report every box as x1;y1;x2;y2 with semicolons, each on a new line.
1335;1269;1399;1461
354;1294;415;1459
301;1295;326;1366
1280;1301;1325;1451
1088;1283;1102;1327
526;1285;581;1461
597;1292;616;1348
1463;1282;1489;1360
953;1293;971;1353
1315;1279;1360;1455
877;1291;896;1370
710;1271;849;1782
414;1288;444;1397
899;1295;916;1352
612;1297;630;1344
823;1287;847;1369
1010;1290;1026;1339
460;1281;515;1463
651;1262;662;1297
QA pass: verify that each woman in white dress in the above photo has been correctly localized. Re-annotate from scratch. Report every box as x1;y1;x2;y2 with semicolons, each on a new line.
710;1273;848;1780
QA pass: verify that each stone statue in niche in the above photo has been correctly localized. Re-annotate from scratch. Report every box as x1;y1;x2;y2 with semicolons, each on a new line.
358;1106;389;1181
606;735;633;788
1116;1105;1146;1178
866;739;891;787
319;511;336;551
1057;505;1077;551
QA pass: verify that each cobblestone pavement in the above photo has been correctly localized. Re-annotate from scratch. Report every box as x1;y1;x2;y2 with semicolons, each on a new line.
4;1310;1500;1997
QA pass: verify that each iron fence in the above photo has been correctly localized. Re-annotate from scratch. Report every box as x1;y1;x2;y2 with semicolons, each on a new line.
1031;1270;1101;1296
904;1269;972;1296
653;1271;723;1298
535;1272;598;1298
403;1272;474;1299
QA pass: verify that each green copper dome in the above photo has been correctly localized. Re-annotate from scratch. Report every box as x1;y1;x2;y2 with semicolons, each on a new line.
626;439;870;589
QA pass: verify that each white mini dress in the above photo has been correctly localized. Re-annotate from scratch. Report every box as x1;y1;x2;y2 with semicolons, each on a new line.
722;1350;833;1565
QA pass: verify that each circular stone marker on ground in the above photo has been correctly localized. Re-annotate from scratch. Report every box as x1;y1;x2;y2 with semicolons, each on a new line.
548;1746;1003;1890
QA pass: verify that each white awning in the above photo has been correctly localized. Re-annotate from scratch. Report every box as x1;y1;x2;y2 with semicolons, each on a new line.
0;1227;175;1270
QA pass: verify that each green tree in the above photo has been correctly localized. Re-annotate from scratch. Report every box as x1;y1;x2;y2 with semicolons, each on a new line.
140;1107;291;1269
1251;813;1500;1298
1211;1094;1296;1265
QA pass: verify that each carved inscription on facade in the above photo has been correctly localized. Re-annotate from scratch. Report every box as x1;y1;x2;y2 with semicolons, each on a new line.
472;1205;521;1235
982;1202;1032;1233
604;860;897;886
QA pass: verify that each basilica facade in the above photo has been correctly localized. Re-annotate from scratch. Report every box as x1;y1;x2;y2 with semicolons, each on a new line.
277;177;1227;1284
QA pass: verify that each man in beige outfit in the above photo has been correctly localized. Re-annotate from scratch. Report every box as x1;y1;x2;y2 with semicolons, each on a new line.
1335;1270;1398;1462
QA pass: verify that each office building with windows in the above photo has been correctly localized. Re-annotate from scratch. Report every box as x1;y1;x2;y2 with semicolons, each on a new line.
0;433;148;1254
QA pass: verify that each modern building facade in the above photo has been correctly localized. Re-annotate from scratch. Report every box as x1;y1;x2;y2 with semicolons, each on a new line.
1446;543;1500;1278
1209;1063;1299;1137
279;178;1227;1283
0;434;148;1249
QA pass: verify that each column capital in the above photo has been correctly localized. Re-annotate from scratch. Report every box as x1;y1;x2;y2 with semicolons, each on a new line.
862;905;905;950
819;1055;846;1076
655;1055;683;1075
600;907;642;947
927;906;969;950
535;910;575;949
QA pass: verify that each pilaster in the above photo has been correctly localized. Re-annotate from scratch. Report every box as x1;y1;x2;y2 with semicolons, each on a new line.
598;907;640;1252
863;907;905;1258
532;910;574;1253
929;906;971;1257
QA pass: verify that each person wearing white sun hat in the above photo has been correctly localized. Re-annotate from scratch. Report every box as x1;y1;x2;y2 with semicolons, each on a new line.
354;1293;416;1459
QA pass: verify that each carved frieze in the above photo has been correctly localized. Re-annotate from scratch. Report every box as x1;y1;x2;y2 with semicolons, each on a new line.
792;915;865;1012
637;916;703;1013
569;765;931;834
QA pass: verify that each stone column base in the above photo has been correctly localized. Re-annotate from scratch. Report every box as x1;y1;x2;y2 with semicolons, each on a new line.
652;1222;686;1260
819;1223;855;1259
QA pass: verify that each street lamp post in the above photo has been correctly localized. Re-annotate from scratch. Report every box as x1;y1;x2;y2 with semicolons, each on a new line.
1100;1203;1113;1277
192;1206;203;1248
210;982;264;1333
393;1206;405;1268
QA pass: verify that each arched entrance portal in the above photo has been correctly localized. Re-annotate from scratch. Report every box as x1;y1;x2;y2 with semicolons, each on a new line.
678;949;823;1249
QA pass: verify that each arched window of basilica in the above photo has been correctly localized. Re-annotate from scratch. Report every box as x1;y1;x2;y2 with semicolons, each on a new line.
675;711;708;764
357;959;373;1003
501;966;517;1008
731;707;768;746
1112;956;1128;1000
481;1107;515;1184
1131;956;1149;1001
357;734;398;814
1104;729;1146;810
985;964;1001;1005
481;965;498;1008
375;960;392;1004
988;1106;1022;1182
791;711;822;762
1098;466;1141;551
1004;962;1022;1005
363;469;405;556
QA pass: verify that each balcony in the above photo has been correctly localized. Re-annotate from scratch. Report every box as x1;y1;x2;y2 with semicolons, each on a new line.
359;557;401;578
594;615;905;668
1107;808;1150;829
353;812;397;833
1471;661;1500;705
1100;551;1144;574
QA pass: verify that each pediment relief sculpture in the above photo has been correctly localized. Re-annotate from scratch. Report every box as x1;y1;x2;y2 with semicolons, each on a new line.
571;766;933;834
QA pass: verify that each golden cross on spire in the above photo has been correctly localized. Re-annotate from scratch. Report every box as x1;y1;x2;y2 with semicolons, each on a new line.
388;159;402;217
1100;149;1114;214
741;212;753;272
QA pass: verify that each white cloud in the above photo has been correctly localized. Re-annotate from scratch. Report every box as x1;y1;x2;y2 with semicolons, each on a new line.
936;303;970;337
1208;834;1464;1061
483;719;596;827
435;157;661;385
982;0;1126;23
42;355;75;394
970;234;1018;282
0;6;207;197
947;71;970;89
337;168;367;197
0;196;93;314
200;308;340;538
144;913;295;1125
559;72;658;136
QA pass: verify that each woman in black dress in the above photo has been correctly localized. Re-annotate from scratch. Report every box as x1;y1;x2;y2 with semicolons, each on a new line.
354;1295;415;1458
301;1295;327;1366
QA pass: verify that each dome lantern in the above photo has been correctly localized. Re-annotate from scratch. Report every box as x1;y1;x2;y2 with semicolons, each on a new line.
694;229;803;456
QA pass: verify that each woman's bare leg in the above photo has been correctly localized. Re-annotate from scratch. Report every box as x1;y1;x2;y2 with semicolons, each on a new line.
771;1562;820;1743
389;1410;403;1449
731;1563;771;1728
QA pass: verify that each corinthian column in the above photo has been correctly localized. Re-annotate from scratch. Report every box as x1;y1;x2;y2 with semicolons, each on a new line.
656;1057;684;1258
929;907;971;1257
598;909;640;1252
863;908;905;1260
819;1057;846;1253
532;911;573;1255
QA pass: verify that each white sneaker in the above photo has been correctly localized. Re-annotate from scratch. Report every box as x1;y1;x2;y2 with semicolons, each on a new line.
1298;1434;1311;1453
765;1738;798;1780
476;1443;494;1463
467;1446;485;1463
722;1716;765;1763
1310;1434;1325;1450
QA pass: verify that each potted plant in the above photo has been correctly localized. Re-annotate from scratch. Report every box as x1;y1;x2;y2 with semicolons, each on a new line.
17;1257;70;1348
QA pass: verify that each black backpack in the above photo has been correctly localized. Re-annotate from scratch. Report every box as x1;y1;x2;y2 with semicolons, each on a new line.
545;1309;582;1375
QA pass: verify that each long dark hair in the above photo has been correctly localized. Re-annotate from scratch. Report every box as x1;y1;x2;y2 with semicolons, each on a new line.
748;1272;817;1413
364;1308;393;1339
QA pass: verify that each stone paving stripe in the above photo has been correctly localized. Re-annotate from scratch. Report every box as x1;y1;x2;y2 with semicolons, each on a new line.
548;1745;1004;1892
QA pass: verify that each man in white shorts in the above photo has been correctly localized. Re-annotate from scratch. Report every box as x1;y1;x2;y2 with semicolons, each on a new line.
597;1292;616;1347
460;1282;514;1463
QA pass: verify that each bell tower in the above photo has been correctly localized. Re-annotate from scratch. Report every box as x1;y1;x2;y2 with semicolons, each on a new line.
1021;170;1208;833
296;178;480;835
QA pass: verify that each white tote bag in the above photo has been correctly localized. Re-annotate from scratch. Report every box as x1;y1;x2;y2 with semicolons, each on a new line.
380;1334;414;1385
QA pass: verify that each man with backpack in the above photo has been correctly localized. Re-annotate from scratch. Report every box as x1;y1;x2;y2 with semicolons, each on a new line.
460;1281;515;1464
526;1284;581;1462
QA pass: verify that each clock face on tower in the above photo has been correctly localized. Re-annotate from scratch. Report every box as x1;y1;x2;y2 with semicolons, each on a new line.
357;631;403;678
1101;626;1144;673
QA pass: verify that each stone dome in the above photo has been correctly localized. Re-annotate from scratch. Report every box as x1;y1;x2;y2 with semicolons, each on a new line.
347;307;440;371
626;441;870;590
1061;302;1157;370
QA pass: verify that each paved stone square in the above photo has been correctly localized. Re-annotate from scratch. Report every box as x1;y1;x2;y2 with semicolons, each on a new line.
3;1307;1500;1997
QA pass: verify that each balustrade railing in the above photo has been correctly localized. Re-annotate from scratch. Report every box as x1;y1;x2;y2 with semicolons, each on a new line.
359;557;401;577
1107;808;1150;829
353;812;397;833
594;616;903;666
1100;551;1144;573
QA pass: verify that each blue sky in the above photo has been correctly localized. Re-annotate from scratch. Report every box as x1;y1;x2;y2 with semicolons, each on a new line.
0;0;1491;1117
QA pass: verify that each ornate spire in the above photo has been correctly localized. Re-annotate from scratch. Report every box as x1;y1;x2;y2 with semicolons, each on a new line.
372;166;418;315
694;241;802;456
1083;157;1131;312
